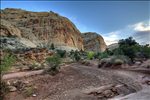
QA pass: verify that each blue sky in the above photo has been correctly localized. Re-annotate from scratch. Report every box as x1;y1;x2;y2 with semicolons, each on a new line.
1;1;150;45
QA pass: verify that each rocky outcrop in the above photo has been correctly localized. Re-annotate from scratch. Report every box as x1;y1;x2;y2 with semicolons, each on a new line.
0;8;83;50
108;43;119;50
82;32;107;52
1;19;21;37
0;37;37;49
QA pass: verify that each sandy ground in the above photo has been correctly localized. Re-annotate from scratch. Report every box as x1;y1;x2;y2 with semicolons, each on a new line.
4;60;150;100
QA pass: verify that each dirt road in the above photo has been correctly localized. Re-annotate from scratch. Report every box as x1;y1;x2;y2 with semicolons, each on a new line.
5;63;150;100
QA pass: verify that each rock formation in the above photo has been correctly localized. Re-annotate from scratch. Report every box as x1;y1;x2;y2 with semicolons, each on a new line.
107;43;119;50
0;8;84;51
82;32;107;52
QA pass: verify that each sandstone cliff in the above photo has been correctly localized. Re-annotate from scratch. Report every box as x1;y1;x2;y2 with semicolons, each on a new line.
82;32;107;52
0;8;83;50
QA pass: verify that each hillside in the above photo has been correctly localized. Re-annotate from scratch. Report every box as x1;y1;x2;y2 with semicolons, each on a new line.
1;8;84;51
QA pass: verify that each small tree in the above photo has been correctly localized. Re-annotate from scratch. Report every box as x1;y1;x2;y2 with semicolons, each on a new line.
118;37;138;46
118;37;139;62
46;55;61;75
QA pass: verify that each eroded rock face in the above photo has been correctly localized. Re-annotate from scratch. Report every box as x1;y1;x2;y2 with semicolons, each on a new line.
82;32;107;52
1;19;21;37
0;8;83;50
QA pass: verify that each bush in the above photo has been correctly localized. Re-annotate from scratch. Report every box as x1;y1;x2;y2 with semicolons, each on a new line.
141;45;150;59
99;52;109;59
111;55;131;64
69;50;81;62
98;55;131;68
0;54;16;73
112;48;124;55
94;52;109;60
98;58;112;68
113;59;124;65
0;53;16;99
80;60;91;66
73;51;81;62
87;51;95;60
56;49;66;58
45;55;61;75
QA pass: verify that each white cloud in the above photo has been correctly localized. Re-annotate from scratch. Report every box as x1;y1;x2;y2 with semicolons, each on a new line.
103;20;150;45
103;31;120;45
130;22;150;31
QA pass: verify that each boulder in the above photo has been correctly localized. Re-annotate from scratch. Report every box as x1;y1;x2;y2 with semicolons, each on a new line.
8;86;17;92
82;32;107;52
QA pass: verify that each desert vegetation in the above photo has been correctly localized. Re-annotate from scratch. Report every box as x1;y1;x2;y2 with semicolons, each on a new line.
1;37;150;100
0;52;16;100
45;54;61;75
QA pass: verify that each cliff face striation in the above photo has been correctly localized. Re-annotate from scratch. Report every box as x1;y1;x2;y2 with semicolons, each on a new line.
82;32;107;52
0;8;83;50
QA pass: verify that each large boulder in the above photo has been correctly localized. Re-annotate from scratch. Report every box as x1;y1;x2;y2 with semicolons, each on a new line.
82;32;107;52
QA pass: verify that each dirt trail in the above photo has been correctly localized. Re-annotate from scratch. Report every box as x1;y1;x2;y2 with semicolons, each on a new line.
109;69;150;100
5;63;150;100
2;70;44;80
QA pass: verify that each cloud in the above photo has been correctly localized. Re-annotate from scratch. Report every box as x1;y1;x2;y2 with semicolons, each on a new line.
130;22;150;31
133;30;150;45
103;31;120;45
131;21;150;44
103;20;150;45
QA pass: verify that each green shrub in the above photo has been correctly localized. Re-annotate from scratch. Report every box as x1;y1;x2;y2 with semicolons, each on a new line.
98;58;112;68
56;49;66;58
111;55;131;64
141;45;150;59
69;50;81;62
80;60;91;66
94;52;100;59
118;37;140;62
100;52;109;59
87;51;95;60
0;54;16;73
113;48;124;55
45;55;61;75
113;59;124;65
74;51;81;62
0;53;16;100
98;55;131;68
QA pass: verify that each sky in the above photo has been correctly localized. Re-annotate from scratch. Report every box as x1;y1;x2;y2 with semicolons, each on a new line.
1;1;150;45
